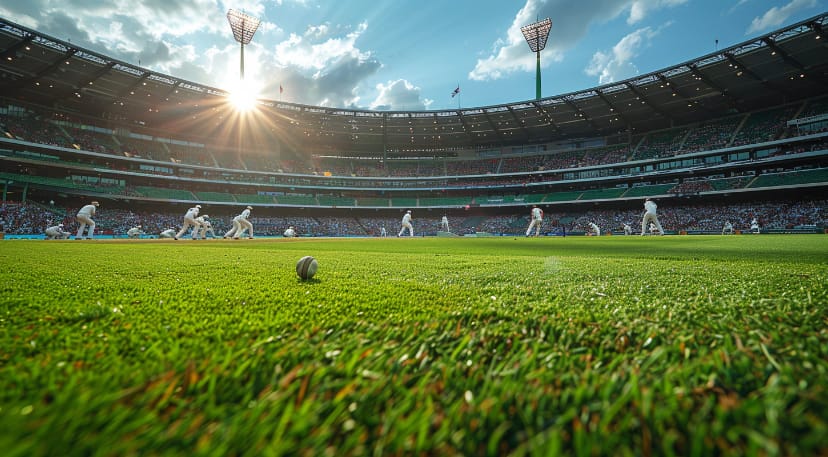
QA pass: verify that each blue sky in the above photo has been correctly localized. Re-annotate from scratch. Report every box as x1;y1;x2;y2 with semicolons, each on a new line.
1;0;824;111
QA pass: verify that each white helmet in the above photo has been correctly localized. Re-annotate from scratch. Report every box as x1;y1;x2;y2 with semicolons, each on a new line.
195;205;202;209
246;206;253;210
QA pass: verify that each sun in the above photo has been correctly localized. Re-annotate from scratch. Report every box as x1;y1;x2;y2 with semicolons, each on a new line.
226;79;260;112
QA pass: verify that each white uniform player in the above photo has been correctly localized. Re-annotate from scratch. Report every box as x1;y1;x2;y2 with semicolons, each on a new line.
225;206;253;239
45;223;71;240
641;199;664;236
127;225;144;239
623;223;632;235
750;218;760;234
722;221;733;235
283;226;297;238
526;205;543;237
380;227;387;237
441;215;450;232
175;205;201;240
75;201;99;239
159;228;176;239
195;215;215;239
589;222;601;236
398;210;413;237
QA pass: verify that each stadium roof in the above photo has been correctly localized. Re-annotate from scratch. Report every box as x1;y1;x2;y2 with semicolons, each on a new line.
1;14;827;155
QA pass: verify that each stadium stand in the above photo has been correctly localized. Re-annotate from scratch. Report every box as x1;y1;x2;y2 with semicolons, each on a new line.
0;14;825;229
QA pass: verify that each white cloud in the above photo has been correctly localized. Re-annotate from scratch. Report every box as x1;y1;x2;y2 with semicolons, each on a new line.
369;79;429;111
274;22;371;71
469;0;686;82
746;0;817;34
2;0;398;108
584;26;658;84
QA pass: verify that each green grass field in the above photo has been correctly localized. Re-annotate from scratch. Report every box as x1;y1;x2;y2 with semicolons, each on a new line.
1;235;826;456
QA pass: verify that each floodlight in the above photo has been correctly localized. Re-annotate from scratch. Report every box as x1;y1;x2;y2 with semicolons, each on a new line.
521;18;552;100
226;9;261;80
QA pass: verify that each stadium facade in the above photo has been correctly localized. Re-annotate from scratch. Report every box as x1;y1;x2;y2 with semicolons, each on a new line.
0;14;826;226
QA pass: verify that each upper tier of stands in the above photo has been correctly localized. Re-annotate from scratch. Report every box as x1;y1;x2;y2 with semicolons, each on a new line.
2;96;826;180
2;165;826;209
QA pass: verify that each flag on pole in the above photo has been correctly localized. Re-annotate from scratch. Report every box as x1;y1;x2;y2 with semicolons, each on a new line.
451;85;460;98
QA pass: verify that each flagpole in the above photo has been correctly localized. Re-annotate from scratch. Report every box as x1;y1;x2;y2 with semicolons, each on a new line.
451;83;460;110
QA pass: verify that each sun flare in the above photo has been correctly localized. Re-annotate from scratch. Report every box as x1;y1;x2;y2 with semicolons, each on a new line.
226;79;260;112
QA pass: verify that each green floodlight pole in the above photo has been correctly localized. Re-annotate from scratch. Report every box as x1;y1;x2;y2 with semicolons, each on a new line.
227;9;261;80
521;18;552;100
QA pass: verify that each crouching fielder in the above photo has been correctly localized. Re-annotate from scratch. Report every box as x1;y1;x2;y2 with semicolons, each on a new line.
127;225;145;239
722;221;733;235
45;223;71;240
75;201;99;239
225;206;254;239
641;198;664;236
196;215;215;239
750;218;760;234
159;228;176;239
175;205;201;240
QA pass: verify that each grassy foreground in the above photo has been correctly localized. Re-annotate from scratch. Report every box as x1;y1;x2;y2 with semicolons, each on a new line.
0;235;826;456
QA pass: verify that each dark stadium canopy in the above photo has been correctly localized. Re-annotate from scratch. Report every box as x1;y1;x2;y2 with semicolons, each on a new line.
1;13;827;155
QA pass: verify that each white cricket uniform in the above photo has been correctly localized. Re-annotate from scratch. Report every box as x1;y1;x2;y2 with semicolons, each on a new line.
45;225;70;240
380;227;387;237
175;206;201;239
641;200;664;235
127;226;144;239
195;217;214;239
623;224;632;235
75;204;97;239
526;207;543;236
751;219;760;234
398;213;413;237
441;216;450;232
589;222;601;236
159;229;176;239
283;228;296;238
225;208;253;239
722;222;733;235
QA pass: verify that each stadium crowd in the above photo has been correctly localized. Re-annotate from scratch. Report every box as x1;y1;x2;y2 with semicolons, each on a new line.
2;100;826;181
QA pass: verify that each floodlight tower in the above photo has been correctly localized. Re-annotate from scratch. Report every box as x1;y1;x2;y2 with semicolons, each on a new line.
226;9;261;80
521;18;552;100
